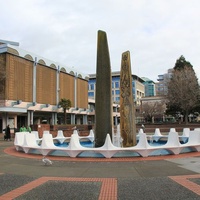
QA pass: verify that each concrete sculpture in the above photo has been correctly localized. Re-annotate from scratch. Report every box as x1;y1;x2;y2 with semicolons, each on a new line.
95;30;113;147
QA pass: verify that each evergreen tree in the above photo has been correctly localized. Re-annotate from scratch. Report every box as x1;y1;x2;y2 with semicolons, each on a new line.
167;56;200;123
174;55;193;70
58;98;71;124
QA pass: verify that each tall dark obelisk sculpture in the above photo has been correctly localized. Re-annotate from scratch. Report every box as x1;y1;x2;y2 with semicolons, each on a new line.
95;30;113;147
120;51;137;147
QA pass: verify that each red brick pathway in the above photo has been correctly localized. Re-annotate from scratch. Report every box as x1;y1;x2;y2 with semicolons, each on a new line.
169;174;200;196
0;176;117;200
4;146;200;162
2;146;200;199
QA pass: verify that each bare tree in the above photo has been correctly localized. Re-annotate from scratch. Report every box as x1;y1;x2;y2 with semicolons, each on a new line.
167;62;200;124
142;101;166;123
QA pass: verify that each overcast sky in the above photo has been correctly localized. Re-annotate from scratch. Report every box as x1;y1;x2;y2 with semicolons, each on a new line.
1;0;200;81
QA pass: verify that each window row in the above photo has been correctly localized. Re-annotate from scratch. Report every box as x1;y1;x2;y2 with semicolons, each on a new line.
88;81;121;91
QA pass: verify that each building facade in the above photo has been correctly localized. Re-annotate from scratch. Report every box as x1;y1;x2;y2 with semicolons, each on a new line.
88;71;145;105
141;77;156;97
0;40;89;131
155;68;173;96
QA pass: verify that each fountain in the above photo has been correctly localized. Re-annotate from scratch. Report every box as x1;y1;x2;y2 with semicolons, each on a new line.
14;30;200;158
14;128;200;158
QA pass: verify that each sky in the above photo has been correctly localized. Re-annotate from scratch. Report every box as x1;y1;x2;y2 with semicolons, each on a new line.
1;0;200;81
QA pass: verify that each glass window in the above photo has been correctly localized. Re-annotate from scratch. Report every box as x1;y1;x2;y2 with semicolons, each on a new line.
90;84;94;90
115;81;119;88
115;97;120;102
115;90;120;95
88;92;94;97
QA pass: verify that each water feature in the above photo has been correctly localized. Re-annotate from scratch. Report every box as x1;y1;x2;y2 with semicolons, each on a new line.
20;131;193;158
14;31;199;159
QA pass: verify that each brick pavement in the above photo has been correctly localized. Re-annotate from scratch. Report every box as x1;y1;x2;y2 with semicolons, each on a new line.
1;141;200;199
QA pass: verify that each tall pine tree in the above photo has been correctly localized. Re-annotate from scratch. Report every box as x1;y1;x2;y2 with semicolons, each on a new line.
167;56;200;124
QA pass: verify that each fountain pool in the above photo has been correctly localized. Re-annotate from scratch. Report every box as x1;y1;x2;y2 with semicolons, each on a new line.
14;130;199;158
28;139;193;158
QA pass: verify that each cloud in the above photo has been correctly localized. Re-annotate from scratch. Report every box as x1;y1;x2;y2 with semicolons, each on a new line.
1;0;200;81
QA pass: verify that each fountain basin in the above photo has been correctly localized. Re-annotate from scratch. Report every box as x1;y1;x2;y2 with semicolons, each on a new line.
14;130;200;158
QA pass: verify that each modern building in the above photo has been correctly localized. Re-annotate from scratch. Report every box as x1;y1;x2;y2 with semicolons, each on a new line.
155;68;173;96
0;40;89;131
88;71;145;105
141;77;156;97
87;98;120;125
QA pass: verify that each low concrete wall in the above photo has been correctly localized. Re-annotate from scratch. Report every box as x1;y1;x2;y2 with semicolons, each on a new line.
32;124;94;138
136;123;200;134
4;123;200;140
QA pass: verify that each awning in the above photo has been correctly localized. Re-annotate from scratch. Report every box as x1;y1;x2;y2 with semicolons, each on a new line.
0;107;27;113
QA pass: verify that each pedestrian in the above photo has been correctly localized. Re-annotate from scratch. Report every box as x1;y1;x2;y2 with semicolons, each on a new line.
20;125;27;132
141;124;145;132
6;125;11;141
27;126;31;133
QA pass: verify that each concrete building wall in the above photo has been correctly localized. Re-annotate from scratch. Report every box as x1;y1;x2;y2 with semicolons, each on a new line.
135;81;145;105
